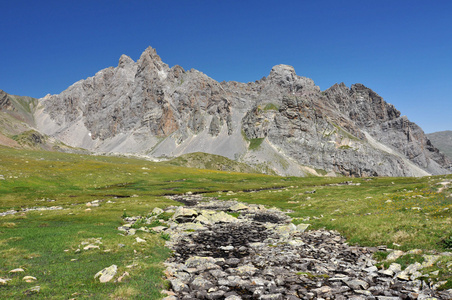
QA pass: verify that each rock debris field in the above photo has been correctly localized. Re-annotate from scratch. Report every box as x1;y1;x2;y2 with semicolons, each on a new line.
120;194;452;300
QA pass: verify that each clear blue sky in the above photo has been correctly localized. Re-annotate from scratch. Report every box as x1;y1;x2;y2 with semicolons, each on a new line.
1;0;451;133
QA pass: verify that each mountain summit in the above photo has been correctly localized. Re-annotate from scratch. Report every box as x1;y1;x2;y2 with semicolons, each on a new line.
33;47;451;177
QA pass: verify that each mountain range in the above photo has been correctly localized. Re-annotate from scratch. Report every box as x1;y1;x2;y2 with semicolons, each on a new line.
1;46;451;177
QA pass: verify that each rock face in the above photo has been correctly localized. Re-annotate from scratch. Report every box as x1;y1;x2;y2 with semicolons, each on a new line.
0;89;37;125
427;130;452;160
34;47;451;177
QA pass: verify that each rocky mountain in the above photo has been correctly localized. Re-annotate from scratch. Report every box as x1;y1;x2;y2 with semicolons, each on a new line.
427;131;452;160
31;46;451;177
0;89;43;148
0;89;86;152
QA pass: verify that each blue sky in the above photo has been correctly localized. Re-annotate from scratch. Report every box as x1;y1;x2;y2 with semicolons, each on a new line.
1;0;451;133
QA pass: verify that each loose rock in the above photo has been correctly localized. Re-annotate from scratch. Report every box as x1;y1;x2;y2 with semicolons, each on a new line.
157;195;451;299
94;265;117;283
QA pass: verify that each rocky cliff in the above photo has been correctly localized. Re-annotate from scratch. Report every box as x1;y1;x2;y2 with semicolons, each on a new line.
33;47;451;177
427;130;452;160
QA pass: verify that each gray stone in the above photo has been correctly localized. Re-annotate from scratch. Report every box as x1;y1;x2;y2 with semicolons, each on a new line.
172;207;198;223
296;223;310;232
152;207;164;215
260;294;283;300
185;256;218;269
190;276;214;290
234;264;257;276
170;278;188;293
363;266;378;273
344;279;369;290
229;203;248;211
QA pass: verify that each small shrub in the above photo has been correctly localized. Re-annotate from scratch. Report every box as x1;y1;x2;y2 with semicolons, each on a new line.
296;271;329;279
131;218;147;229
440;235;452;249
148;219;167;228
395;254;424;270
263;103;279;111
339;145;352;150
249;138;264;150
1;222;17;228
159;212;173;221
160;233;171;241
439;279;452;291
373;251;389;261
227;212;240;218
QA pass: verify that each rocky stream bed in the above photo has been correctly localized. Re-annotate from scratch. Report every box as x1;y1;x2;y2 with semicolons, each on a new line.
121;194;452;299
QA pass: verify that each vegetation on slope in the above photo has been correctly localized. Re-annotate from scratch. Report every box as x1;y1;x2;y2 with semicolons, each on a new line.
167;152;258;173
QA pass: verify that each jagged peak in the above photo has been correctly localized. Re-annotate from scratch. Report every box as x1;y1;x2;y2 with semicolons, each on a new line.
139;46;162;62
350;83;369;91
136;46;169;74
268;64;296;78
118;54;134;68
324;82;350;94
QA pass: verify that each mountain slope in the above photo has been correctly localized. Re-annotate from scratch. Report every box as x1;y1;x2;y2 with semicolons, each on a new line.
33;47;451;177
0;89;88;152
427;131;452;159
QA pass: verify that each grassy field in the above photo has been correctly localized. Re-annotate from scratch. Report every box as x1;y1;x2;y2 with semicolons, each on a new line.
0;146;451;298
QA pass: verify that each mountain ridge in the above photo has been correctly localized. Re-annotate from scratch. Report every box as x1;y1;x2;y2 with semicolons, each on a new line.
8;46;452;177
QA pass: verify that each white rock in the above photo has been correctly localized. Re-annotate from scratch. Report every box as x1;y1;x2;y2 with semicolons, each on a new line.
136;237;146;243
229;203;249;211
288;239;305;247
83;244;100;250
94;264;117;283
23;276;37;282
152;207;164;215
421;255;441;268
296;223;310;232
386;250;404;261
219;245;234;251
0;278;11;285
388;263;402;274
9;268;25;273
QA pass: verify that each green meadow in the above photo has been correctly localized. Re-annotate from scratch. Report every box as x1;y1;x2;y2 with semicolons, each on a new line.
0;146;451;298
